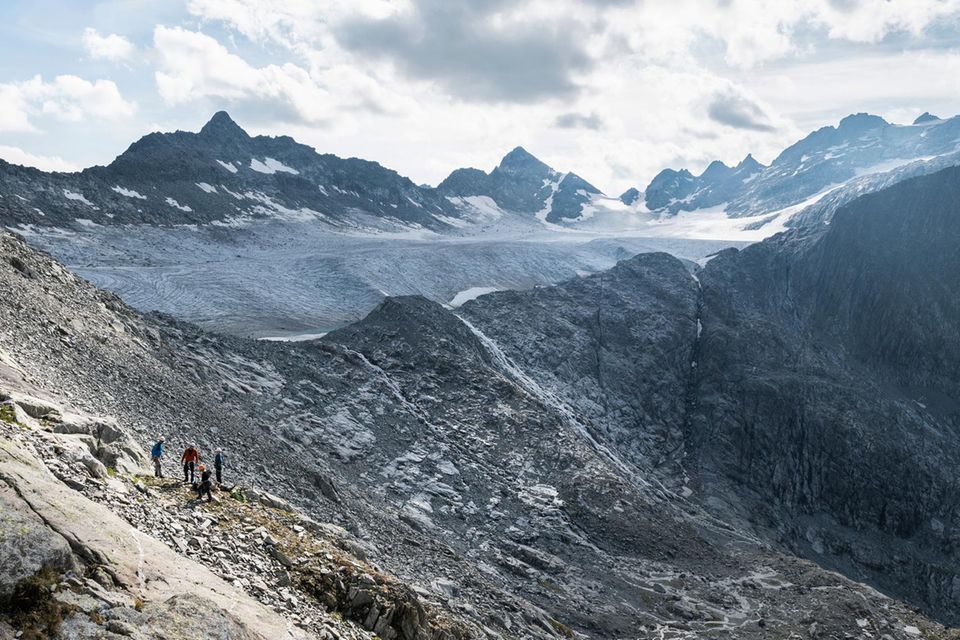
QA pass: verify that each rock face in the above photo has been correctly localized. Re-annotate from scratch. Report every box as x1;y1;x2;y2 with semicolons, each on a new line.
0;111;462;231
459;252;700;480
438;146;601;223
689;166;960;622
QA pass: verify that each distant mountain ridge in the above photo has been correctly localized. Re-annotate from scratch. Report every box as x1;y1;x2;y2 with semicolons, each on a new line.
4;109;960;235
437;146;602;223
644;154;763;213
643;111;960;219
0;111;462;230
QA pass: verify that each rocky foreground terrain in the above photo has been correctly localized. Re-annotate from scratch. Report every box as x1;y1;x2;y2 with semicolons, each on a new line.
4;164;960;638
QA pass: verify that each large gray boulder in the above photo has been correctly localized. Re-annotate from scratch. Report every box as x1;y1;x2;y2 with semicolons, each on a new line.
0;483;76;600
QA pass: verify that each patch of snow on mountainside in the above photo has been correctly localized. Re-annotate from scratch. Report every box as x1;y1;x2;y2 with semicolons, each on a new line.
244;191;326;222
432;213;470;228
196;182;218;194
221;185;244;200
638;185;843;241
112;186;147;199
259;331;329;342
449;287;500;307
576;193;638;223
535;174;564;228
853;156;937;177
165;197;192;212
446;195;505;220
250;157;299;175
63;189;94;206
216;159;238;173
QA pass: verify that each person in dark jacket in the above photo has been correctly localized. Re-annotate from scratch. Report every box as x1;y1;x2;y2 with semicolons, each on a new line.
214;448;225;485
194;465;213;502
181;445;200;483
150;438;165;478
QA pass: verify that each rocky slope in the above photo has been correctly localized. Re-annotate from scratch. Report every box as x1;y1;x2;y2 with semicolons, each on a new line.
457;164;960;626
6;168;960;639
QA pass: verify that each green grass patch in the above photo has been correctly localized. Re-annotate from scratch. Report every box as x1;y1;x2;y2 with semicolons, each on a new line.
0;403;17;425
548;618;575;639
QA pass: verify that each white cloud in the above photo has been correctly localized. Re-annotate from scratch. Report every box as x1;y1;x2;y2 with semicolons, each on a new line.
82;28;135;62
174;0;960;195
7;0;960;192
0;75;136;133
153;26;333;124
0;84;33;133
0;145;80;172
604;0;960;68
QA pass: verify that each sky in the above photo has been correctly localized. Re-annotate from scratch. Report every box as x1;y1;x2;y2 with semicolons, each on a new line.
1;0;960;195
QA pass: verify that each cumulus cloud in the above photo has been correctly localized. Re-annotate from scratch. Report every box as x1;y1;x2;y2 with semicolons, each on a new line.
82;28;135;62
149;1;960;192
605;0;960;67
707;88;777;132
187;0;602;103
153;26;332;124
554;112;605;130
0;84;33;133
0;145;80;172
335;0;593;103
8;0;960;191
0;74;135;132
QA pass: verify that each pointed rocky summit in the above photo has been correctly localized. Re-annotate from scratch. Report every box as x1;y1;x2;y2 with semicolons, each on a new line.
199;111;249;140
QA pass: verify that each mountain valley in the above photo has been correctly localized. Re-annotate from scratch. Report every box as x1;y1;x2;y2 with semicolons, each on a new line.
4;110;960;639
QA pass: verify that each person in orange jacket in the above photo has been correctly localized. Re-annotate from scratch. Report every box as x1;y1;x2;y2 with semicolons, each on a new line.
194;464;213;502
181;444;201;483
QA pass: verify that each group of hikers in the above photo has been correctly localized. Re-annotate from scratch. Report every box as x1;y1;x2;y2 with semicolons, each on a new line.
149;438;226;502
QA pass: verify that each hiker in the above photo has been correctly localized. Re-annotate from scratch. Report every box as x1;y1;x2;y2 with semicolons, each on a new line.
181;444;201;483
150;437;165;478
214;448;225;485
194;464;213;502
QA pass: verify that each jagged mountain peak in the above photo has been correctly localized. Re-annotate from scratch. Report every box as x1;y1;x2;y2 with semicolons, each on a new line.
619;187;641;205
836;112;888;133
701;160;732;180
914;112;942;125
736;153;763;172
496;146;552;175
199;110;249;140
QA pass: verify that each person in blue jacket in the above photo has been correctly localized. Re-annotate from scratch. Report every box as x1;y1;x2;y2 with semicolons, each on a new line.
214;448;225;485
150;437;165;478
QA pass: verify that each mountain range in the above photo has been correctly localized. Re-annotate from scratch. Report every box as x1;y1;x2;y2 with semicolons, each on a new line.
5;109;960;236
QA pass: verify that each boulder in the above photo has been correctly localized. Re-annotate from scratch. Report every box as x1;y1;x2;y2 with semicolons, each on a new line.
0;483;76;600
7;392;62;421
242;486;294;512
54;413;145;475
51;433;109;479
